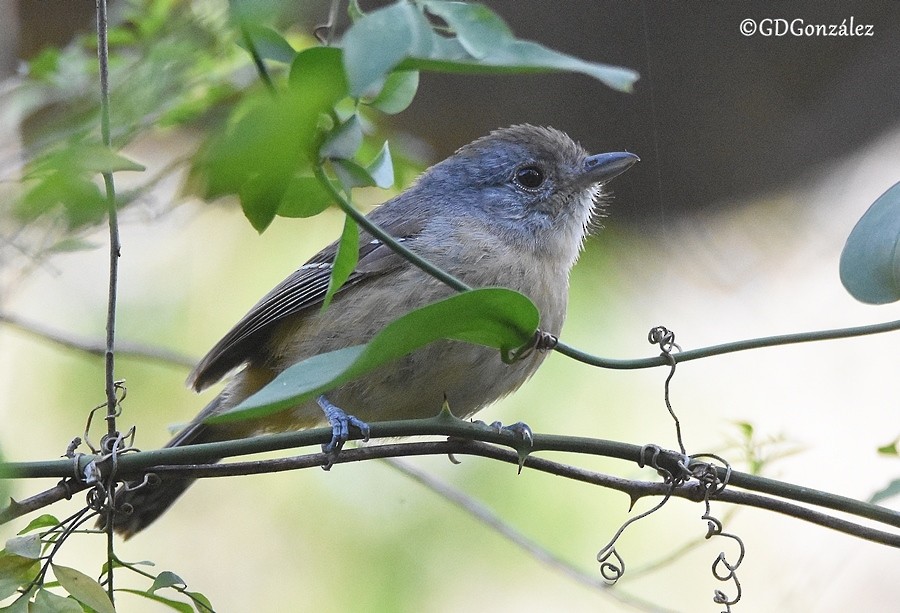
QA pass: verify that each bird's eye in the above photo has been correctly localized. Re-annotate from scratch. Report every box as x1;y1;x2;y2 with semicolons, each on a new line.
513;165;545;190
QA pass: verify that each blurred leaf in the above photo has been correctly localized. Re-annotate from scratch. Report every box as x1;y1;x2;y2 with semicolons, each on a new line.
17;515;60;535
277;176;334;218
320;114;364;160
237;24;296;63
117;589;193;613
17;171;106;230
840;180;900;304
212;288;540;423
51;564;115;613
288;46;348;107
366;141;394;188
367;70;419;114
3;536;40;560
49;238;100;253
322;214;359;310
149;571;186;593
878;438;899;455
0;551;39;600
32;589;83;613
332;158;376;190
199;46;349;231
870;478;900;504
186;590;213;613
27;48;61;80
341;1;433;97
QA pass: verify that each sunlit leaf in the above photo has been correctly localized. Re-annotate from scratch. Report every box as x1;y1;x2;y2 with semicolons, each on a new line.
840;180;900;304
51;564;115;613
211;288;539;423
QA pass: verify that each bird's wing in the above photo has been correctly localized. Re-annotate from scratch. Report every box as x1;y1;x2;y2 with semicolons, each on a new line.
187;215;425;391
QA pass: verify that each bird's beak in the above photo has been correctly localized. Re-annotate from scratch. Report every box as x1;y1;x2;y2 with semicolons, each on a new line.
580;151;640;186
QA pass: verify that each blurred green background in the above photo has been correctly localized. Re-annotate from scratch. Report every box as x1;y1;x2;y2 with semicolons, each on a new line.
1;1;899;611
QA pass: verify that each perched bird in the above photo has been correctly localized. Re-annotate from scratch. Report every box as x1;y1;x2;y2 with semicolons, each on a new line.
108;125;638;537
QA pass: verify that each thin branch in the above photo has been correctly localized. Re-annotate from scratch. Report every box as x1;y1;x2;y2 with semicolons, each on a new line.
2;422;898;547
0;311;196;368
96;0;119;443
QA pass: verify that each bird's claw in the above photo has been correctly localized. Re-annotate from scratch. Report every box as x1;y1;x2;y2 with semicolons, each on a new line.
474;419;534;446
317;395;370;461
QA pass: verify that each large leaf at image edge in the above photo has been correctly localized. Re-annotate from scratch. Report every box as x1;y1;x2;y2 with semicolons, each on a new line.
839;180;900;304
209;288;539;423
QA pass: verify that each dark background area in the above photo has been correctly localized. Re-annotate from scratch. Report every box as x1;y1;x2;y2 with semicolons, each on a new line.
8;0;900;224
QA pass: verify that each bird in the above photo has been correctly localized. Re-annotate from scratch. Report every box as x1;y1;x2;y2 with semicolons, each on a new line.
106;124;638;537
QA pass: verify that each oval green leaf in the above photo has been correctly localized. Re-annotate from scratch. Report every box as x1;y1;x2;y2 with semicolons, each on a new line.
840;180;900;304
210;287;539;423
51;564;115;613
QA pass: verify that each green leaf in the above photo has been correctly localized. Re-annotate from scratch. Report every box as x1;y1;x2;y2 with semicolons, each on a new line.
422;1;513;58
17;514;60;535
320;114;364;161
288;46;348;107
409;2;638;92
32;589;83;613
149;571;186;594
840;180;900;304
331;159;376;190
185;590;213;613
321;215;359;310
51;564;115;613
116;589;193;613
75;147;146;174
870;478;900;505
237;24;296;64
201;47;349;232
878;438;899;455
4;535;40;560
341;1;434;97
0;551;39;600
366;142;394;188
367;70;419;114
0;591;30;613
277;176;334;218
210;288;539;423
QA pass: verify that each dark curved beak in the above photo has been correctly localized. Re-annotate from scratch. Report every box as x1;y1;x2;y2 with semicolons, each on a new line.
581;151;640;185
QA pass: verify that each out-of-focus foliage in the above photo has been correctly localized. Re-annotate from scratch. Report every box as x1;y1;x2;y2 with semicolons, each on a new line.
840;180;900;304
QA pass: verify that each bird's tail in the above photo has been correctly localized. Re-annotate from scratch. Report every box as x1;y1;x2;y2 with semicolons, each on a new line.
99;396;228;539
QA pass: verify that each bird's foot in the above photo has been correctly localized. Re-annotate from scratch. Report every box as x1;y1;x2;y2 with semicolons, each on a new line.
317;395;371;464
474;420;534;446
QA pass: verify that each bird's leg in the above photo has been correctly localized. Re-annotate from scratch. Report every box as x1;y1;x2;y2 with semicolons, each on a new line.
317;395;371;456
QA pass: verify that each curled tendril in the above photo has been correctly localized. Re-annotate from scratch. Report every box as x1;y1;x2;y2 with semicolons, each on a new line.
639;443;691;485
689;454;744;609
597;546;626;583
648;325;682;355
